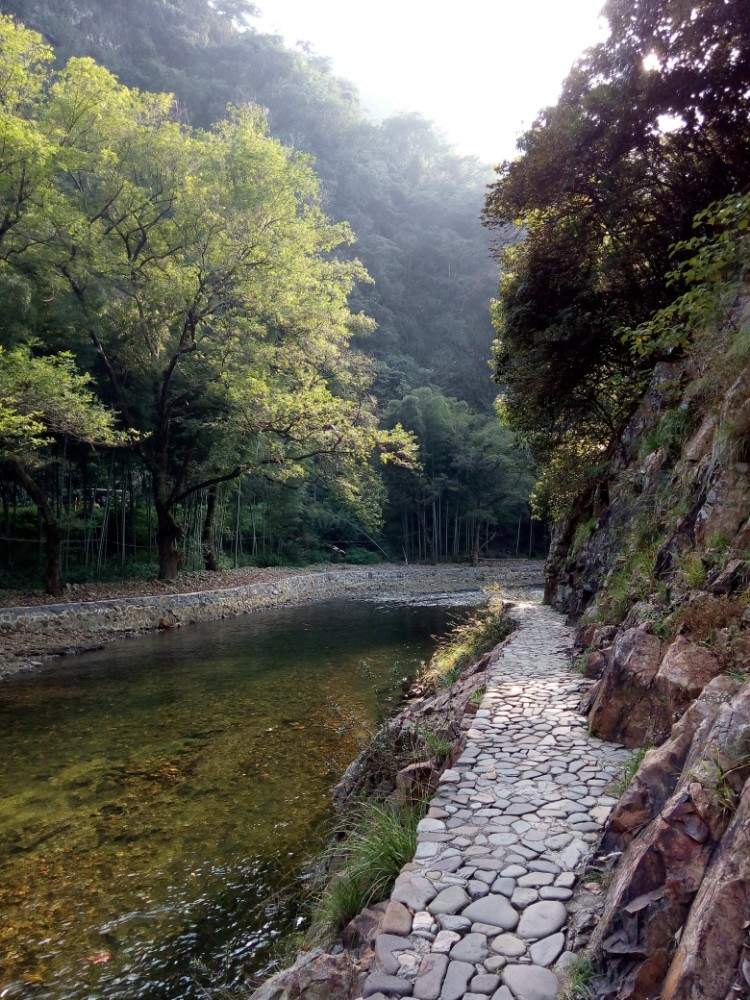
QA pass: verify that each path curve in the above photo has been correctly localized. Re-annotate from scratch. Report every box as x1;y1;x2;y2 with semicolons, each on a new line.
363;601;627;1000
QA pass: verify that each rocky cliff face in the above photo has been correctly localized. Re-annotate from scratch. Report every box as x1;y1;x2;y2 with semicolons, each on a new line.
546;337;750;997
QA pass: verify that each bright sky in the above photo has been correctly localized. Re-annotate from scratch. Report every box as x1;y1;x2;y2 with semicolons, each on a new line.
250;0;609;164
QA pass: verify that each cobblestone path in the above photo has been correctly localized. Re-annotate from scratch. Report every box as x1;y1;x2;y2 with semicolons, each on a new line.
362;601;628;1000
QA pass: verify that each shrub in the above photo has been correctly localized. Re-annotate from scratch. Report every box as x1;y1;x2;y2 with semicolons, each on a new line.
674;593;747;643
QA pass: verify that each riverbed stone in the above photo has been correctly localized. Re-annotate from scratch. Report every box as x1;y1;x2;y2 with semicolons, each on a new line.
365;972;415;997
462;894;519;930
376;935;412;975
490;933;527;958
394;876;437;911
440;960;474;1000
448;932;488;963
490;988;513;1000
432;930;461;954
529;932;565;967
470;974;501;995
413;953;449;1000
383;900;414;936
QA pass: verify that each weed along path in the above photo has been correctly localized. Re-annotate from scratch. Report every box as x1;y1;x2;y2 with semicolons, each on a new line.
363;601;628;1000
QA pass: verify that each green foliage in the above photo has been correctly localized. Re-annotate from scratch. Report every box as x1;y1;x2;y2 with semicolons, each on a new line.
595;537;663;626
676;550;708;588
0;17;418;585
689;744;750;816
2;1;501;410
0;7;523;590
419;727;453;759
572;518;597;555
384;387;537;561
625;195;750;359
0;346;125;460
639;407;695;460
308;800;421;944
483;0;750;513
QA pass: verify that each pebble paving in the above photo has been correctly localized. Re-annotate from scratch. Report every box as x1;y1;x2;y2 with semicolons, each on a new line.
362;601;628;1000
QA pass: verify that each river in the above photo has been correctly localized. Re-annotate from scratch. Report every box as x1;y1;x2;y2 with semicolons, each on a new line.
0;596;471;1000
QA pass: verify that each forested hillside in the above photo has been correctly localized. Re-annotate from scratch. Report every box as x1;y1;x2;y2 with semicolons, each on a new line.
0;2;534;594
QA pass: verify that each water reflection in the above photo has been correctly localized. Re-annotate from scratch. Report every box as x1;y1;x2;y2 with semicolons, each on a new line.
0;598;464;999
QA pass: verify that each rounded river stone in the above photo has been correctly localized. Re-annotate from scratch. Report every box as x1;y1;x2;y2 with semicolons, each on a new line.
517;900;567;940
461;894;519;930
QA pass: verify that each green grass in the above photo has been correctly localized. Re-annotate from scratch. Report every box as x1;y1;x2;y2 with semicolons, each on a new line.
419;727;453;759
421;595;512;689
308;800;422;944
469;685;486;704
677;550;707;587
558;955;596;999
609;746;649;797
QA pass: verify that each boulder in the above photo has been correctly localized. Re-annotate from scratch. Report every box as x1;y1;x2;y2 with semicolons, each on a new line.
705;558;749;595
591;680;750;999
249;950;364;1000
396;762;439;806
603;676;737;850
588;627;668;746
655;637;722;722
661;780;750;999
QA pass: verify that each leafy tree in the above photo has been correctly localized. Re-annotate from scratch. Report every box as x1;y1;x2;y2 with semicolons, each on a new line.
0;1;502;411
0;20;413;584
383;388;534;563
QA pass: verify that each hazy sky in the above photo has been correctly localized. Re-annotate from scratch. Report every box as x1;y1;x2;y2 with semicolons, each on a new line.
250;1;608;164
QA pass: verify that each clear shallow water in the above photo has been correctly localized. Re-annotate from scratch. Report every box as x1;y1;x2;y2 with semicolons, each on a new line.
0;598;464;1000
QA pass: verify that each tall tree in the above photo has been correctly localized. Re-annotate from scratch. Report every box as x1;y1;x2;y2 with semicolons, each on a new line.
0;346;125;594
0;20;412;583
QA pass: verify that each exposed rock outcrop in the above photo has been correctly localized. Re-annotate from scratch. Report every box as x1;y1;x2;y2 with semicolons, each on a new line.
545;317;750;997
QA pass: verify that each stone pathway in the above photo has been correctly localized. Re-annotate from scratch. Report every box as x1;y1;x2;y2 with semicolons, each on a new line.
362;602;628;1000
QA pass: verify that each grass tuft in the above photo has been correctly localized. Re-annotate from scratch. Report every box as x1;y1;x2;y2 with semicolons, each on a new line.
559;955;596;999
421;595;512;690
308;800;421;945
609;745;649;797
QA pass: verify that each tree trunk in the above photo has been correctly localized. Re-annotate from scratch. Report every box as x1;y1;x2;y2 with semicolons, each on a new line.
10;462;64;596
155;501;181;580
470;520;481;568
201;484;220;571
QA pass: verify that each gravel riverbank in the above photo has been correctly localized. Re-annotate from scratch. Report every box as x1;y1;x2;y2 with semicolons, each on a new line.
0;560;543;681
